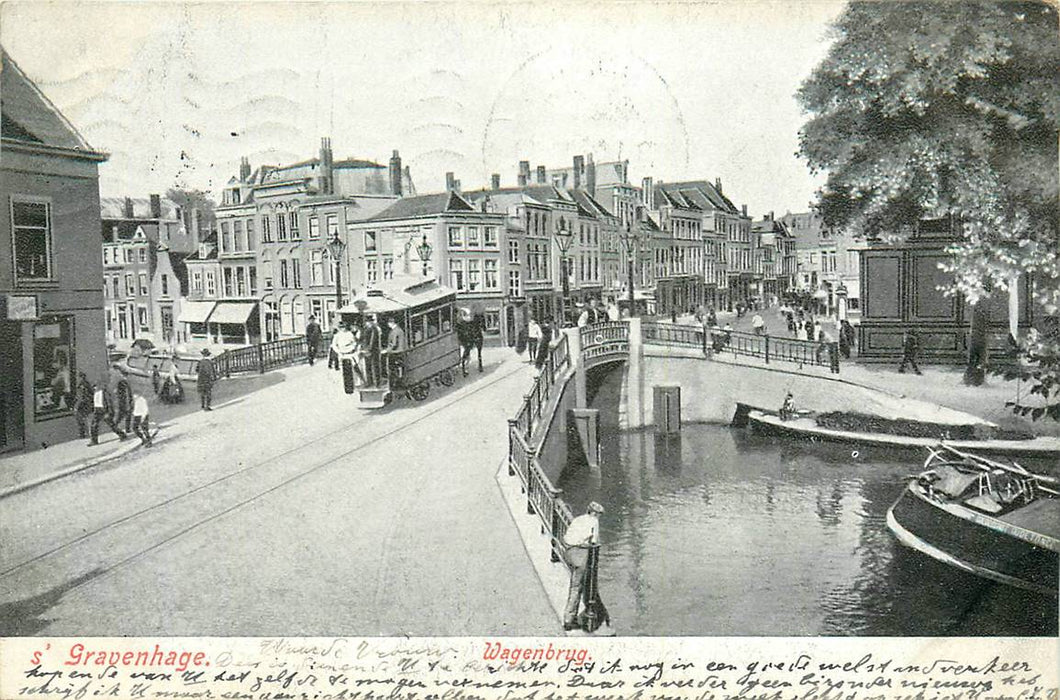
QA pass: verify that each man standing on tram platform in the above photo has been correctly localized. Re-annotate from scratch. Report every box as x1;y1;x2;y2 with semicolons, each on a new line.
362;314;383;387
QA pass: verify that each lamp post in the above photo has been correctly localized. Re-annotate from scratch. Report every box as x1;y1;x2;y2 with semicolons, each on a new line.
415;233;433;277
326;232;347;313
553;217;574;324
618;216;640;317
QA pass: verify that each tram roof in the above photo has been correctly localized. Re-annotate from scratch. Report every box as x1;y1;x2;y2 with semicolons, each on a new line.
338;279;455;315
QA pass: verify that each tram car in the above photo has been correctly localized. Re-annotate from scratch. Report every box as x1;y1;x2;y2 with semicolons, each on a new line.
337;280;461;408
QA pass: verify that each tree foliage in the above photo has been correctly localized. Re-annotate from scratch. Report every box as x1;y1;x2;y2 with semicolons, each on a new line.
797;1;1060;418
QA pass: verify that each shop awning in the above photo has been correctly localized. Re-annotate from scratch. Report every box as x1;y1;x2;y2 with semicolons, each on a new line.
178;301;216;324
209;302;257;325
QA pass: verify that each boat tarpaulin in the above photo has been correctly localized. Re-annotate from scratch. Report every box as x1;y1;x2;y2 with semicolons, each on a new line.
209;302;257;325
178;301;215;324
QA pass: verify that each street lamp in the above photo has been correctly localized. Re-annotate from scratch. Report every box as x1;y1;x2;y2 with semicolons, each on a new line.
553;217;574;323
415;233;433;277
326;232;347;311
618;215;641;317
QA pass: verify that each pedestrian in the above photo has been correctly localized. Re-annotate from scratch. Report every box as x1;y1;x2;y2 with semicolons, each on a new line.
89;377;126;445
73;371;93;439
588;298;602;324
131;392;152;446
839;319;856;359
151;366;162;396
815;326;832;364
527;317;542;362
160;362;184;404
197;348;217;411
805;317;816;343
670;308;678;324
361;314;383;387
606;299;620;322
706;306;717;328
305;314;322;366
796;322;808;341
562;501;605;631
899;328;922;375
577;305;590;328
328;325;342;371
534;318;553;370
111;365;134;435
751;312;765;336
333;323;362;394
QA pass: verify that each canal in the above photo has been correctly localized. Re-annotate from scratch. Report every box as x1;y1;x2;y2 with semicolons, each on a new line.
557;373;1058;636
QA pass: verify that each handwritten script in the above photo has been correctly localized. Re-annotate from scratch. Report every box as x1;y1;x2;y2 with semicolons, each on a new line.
3;638;1056;700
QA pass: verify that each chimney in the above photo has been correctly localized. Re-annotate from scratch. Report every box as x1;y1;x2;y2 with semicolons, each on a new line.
622;160;629;184
715;177;722;194
491;173;501;190
445;171;456;192
239;157;251;182
767;211;774;221
536;165;546;184
318;137;334;195
742;204;748;217
190;207;201;247
123;197;135;219
586;153;596;194
389;150;403;196
573;155;584;189
518;160;530;187
150;194;162;219
641;177;654;209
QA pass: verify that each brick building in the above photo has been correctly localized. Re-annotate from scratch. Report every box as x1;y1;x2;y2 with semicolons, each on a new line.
1;48;109;452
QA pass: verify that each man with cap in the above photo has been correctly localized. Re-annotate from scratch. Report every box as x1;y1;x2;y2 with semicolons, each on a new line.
197;348;217;411
562;501;605;631
305;314;322;366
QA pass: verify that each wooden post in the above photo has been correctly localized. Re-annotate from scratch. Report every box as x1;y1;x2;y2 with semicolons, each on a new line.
764;335;770;364
258;342;265;373
507;419;519;476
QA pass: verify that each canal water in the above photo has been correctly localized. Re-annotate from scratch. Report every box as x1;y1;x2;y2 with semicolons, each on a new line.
558;378;1058;636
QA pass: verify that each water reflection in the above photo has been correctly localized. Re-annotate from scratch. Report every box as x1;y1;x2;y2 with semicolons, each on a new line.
557;421;1058;637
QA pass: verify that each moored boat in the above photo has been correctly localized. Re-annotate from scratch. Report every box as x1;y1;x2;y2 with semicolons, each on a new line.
886;444;1059;596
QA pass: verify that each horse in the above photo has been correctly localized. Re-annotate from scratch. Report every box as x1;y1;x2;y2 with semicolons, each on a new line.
455;310;485;376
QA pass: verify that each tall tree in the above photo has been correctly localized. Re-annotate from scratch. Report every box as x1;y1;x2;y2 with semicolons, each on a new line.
797;1;1059;406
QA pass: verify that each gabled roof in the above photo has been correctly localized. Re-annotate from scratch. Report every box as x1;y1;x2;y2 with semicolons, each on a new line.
1;48;101;155
367;190;475;221
101;221;161;243
659;180;740;215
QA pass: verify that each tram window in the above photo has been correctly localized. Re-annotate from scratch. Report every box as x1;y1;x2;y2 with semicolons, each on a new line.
411;314;425;345
440;305;452;332
426;310;440;339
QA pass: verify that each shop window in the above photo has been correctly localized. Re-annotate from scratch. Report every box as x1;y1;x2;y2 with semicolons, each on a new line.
484;310;500;334
33;316;75;419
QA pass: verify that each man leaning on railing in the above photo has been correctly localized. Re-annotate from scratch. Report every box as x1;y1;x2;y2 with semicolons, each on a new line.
562;501;604;631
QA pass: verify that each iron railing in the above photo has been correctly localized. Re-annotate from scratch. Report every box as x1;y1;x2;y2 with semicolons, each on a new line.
640;321;840;373
215;331;333;378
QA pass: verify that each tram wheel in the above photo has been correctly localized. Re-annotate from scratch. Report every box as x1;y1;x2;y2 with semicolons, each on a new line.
410;383;430;401
438;369;455;387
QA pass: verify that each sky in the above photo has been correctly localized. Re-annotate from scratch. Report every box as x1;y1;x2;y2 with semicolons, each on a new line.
0;1;847;217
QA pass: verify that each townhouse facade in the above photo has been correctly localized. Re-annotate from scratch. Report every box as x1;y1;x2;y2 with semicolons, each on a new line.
100;194;197;347
780;210;863;317
196;139;414;345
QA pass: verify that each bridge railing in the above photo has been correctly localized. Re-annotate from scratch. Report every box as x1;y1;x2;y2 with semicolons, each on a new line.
640;321;840;374
508;329;578;569
215;331;333;378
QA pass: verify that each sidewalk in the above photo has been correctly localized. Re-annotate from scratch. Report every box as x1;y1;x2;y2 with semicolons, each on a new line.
0;429;143;498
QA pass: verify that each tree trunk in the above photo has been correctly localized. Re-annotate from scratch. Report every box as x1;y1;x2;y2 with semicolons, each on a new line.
964;299;990;386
